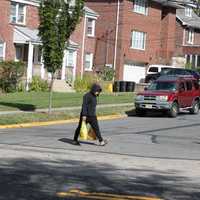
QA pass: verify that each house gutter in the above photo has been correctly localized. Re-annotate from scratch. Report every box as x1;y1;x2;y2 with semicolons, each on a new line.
113;0;120;70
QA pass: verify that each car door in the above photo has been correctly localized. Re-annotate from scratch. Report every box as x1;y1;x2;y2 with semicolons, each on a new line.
177;81;188;108
185;80;194;106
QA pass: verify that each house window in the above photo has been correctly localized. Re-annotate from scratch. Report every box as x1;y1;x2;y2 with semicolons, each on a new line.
131;30;146;50
10;2;26;24
197;55;200;67
133;0;148;15
66;50;75;67
187;29;194;44
0;42;5;61
85;53;93;71
86;18;95;37
185;7;192;17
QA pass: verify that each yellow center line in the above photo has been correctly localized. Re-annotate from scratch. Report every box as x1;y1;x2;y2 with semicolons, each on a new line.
57;189;162;200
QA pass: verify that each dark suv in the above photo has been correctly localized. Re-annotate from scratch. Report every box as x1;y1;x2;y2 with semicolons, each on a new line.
135;75;200;117
145;68;200;83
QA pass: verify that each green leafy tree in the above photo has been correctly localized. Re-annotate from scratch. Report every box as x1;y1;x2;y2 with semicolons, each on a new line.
191;0;200;16
39;0;84;113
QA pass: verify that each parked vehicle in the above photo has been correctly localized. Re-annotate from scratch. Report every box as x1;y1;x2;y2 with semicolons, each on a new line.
146;65;175;75
145;67;173;83
135;75;200;117
145;68;200;83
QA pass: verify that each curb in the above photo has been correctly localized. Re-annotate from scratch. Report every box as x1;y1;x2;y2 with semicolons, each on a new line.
0;114;126;129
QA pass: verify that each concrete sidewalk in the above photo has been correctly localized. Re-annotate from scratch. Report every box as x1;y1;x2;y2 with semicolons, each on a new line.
0;103;133;115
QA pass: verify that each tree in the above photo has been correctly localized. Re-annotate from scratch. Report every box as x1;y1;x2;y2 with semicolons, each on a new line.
39;0;84;113
191;0;200;16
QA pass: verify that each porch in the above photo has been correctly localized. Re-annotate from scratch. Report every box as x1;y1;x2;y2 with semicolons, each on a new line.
13;26;78;90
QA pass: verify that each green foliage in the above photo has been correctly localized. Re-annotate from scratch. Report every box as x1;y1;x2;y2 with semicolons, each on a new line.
100;67;115;81
185;62;192;69
192;0;200;16
74;74;98;92
39;0;84;74
29;76;49;92
39;0;84;113
17;81;26;92
195;67;200;73
0;61;25;92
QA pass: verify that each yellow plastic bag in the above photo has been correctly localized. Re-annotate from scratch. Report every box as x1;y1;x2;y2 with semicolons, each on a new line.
87;125;97;140
79;121;88;140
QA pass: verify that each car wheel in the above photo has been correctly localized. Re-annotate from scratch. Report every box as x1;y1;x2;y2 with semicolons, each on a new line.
189;100;199;114
135;109;146;117
168;102;179;118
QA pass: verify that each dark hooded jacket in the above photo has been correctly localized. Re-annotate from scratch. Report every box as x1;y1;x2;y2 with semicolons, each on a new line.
81;84;102;117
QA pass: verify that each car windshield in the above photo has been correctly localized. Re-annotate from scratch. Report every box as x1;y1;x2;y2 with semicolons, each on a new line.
160;68;172;75
148;81;176;91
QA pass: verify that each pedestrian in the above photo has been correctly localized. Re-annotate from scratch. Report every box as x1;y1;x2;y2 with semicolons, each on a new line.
72;83;107;146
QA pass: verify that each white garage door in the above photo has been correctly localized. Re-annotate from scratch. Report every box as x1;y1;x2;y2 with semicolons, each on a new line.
123;64;146;83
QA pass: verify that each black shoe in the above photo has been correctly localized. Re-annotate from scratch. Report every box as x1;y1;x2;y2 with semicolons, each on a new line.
72;140;81;146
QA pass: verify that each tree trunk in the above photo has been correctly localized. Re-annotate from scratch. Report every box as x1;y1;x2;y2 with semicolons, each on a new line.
48;73;55;114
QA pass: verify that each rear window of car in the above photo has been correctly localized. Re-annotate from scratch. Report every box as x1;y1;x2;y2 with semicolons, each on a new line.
148;67;158;73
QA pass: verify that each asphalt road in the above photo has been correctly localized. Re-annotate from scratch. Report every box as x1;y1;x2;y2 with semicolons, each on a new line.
0;112;200;200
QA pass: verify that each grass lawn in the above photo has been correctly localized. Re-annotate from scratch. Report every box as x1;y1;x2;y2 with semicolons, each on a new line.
0;106;134;125
0;92;134;111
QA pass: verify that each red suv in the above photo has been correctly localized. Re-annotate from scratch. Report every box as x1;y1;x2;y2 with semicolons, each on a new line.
135;75;200;117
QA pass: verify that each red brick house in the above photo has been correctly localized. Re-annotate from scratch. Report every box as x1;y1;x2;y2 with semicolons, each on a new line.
0;0;98;88
86;0;181;83
175;4;200;68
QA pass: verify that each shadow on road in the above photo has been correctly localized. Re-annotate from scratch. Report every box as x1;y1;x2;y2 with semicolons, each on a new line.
125;109;190;118
0;158;199;200
59;138;95;146
0;102;36;111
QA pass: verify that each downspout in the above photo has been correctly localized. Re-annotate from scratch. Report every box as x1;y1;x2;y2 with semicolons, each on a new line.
81;14;87;79
113;0;120;71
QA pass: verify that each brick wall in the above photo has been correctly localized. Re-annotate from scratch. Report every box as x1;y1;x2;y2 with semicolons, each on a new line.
86;0;118;72
175;20;200;56
0;0;15;60
118;0;165;79
70;15;97;76
86;0;177;80
0;1;40;61
160;7;176;63
26;5;40;29
175;20;184;56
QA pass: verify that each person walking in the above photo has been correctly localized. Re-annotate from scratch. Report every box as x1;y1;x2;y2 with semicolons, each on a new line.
72;83;107;146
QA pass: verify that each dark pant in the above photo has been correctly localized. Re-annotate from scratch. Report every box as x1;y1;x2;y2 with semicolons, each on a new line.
74;115;103;142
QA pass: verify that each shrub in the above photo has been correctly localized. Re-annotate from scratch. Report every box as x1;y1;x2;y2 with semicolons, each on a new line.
185;62;192;69
74;74;98;92
0;61;25;92
29;76;49;92
17;81;26;92
195;67;200;73
100;66;115;81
